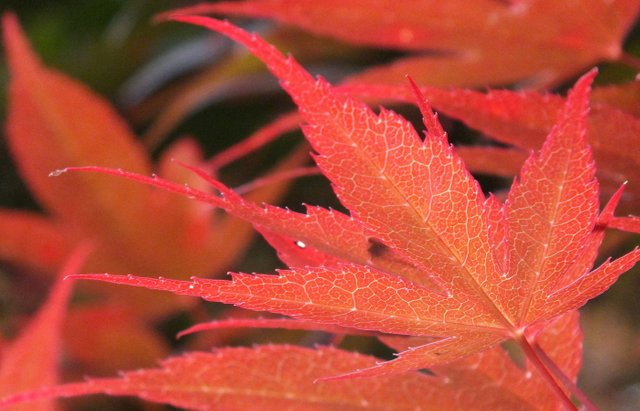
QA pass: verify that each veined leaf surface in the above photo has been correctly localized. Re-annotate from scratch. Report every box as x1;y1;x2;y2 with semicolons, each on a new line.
64;18;640;395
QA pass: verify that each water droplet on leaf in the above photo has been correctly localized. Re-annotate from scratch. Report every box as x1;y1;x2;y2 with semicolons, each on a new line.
48;169;67;177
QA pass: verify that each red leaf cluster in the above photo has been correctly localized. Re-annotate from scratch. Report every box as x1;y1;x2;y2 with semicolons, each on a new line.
2;4;640;411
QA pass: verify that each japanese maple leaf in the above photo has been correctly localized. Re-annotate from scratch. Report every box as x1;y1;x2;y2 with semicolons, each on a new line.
58;16;640;406
338;80;640;214
168;0;640;87
0;311;583;410
128;2;640;157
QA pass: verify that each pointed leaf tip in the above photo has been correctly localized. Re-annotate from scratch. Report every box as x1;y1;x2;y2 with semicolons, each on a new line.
406;76;446;141
503;64;602;325
568;68;597;107
1;12;18;38
2;11;40;74
601;183;626;219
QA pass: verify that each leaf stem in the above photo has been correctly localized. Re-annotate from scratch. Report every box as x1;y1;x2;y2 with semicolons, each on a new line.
531;342;597;411
517;334;577;411
207;111;301;170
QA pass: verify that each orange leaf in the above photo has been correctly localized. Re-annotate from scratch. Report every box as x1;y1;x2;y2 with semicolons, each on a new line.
3;13;152;234
0;311;582;410
341;81;640;213
174;0;640;87
0;345;549;410
0;211;71;274
47;16;640;407
1;13;295;314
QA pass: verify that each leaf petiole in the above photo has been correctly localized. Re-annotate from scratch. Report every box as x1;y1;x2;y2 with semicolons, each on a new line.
517;333;579;411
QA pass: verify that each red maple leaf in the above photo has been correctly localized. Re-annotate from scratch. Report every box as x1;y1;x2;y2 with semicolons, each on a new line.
0;311;583;409
169;0;640;87
339;81;640;214
33;16;638;407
